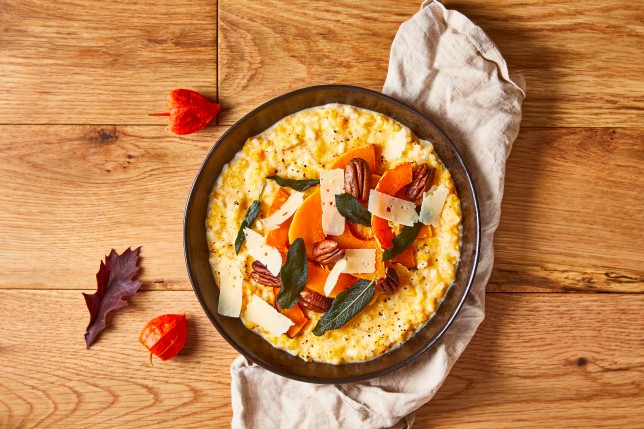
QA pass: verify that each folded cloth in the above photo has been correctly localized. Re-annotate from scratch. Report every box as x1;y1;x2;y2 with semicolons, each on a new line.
230;1;526;427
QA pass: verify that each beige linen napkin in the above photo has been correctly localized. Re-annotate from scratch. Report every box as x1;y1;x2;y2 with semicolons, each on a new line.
230;1;526;427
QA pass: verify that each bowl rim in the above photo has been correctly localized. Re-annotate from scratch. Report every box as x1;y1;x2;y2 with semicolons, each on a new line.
184;84;480;383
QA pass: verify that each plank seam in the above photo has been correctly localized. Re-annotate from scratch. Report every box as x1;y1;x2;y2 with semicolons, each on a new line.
0;288;640;294
216;0;220;124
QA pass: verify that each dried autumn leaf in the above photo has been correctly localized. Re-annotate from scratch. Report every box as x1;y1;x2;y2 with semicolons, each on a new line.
139;314;188;364
83;247;143;348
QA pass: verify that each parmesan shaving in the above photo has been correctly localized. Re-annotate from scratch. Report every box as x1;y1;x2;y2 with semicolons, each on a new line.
323;249;376;296
343;249;376;274
217;257;243;317
323;258;347;296
243;228;282;276
367;190;419;226
382;128;407;160
419;184;450;226
244;295;294;336
260;191;304;231
320;168;346;235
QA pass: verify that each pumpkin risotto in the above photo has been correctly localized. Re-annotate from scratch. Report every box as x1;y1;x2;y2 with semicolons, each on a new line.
206;103;461;364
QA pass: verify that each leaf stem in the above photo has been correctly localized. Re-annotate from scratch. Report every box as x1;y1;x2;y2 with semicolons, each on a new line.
258;181;267;199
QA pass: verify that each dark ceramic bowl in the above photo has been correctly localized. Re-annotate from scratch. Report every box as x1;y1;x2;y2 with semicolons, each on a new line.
184;85;479;384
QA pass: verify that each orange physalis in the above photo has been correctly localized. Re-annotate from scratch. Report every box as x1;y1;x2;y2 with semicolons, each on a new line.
149;89;220;135
139;314;187;364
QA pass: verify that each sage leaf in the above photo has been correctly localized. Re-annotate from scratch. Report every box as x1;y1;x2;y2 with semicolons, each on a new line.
382;221;423;261
312;278;375;336
276;238;308;309
335;193;371;226
267;175;320;192
234;183;266;254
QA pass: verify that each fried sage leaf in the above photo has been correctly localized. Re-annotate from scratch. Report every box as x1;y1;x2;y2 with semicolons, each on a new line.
234;183;265;254
267;175;320;192
312;278;375;336
382;221;423;261
335;193;371;226
276;238;308;309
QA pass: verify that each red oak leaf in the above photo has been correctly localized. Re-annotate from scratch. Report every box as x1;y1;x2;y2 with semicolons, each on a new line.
83;247;143;348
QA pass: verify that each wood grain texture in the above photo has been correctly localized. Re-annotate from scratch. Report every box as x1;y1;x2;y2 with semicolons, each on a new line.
417;294;644;428
1;291;641;428
445;0;644;128
0;0;217;124
0;125;224;290
0;290;233;429
219;0;644;127
489;127;644;293
1;126;640;293
218;0;419;124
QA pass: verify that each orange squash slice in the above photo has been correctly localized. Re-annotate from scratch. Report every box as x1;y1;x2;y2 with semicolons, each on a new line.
288;189;326;259
329;144;376;171
265;187;293;251
304;262;356;299
273;287;308;338
372;163;417;268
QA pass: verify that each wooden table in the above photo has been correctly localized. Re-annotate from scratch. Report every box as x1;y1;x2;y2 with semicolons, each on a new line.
1;1;642;427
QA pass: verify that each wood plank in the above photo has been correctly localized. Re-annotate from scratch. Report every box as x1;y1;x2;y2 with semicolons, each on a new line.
0;290;233;428
0;125;225;291
0;291;641;427
218;0;419;124
446;0;644;128
489;127;644;293
417;294;644;428
0;126;641;292
218;0;644;127
0;0;217;124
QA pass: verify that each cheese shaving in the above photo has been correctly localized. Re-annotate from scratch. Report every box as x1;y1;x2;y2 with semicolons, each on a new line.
244;295;294;336
343;249;376;274
419;184;450;226
367;189;419;226
260;191;304;231
320;168;346;235
217;257;243;317
382;128;407;160
243;228;282;276
323;249;376;296
323;258;347;296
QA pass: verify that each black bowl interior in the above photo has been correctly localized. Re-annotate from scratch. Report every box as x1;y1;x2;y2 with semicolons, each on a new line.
184;85;480;384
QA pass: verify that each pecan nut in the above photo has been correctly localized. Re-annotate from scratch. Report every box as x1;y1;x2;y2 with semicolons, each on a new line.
250;260;281;287
312;239;345;265
299;290;334;313
344;157;372;201
375;267;400;294
407;164;436;200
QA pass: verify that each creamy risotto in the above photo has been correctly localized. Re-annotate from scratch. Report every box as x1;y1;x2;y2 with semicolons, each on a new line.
206;103;461;364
